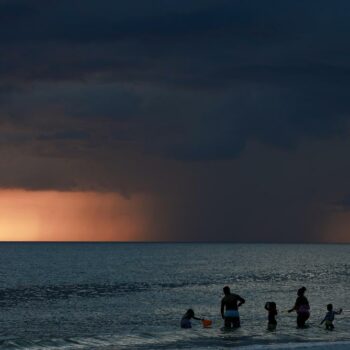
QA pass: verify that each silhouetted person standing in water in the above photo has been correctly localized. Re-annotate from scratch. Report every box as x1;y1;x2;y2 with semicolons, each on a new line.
221;286;245;328
265;302;278;331
320;304;342;330
288;286;310;328
180;309;203;328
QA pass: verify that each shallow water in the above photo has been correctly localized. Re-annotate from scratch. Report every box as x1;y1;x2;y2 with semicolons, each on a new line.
0;243;349;349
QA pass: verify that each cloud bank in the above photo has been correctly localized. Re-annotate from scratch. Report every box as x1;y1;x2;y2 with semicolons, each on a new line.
1;0;350;241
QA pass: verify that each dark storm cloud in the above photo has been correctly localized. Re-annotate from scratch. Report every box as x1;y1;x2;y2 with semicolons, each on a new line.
2;0;350;87
36;130;90;141
1;0;284;44
1;0;350;241
333;195;350;212
1;0;350;153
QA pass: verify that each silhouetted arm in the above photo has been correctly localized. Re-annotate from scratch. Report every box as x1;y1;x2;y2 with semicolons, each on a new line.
237;296;245;307
221;299;225;319
288;298;298;313
335;308;343;315
288;305;296;313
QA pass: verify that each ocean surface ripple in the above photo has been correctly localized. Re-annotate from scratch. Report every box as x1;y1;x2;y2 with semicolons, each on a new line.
0;243;349;349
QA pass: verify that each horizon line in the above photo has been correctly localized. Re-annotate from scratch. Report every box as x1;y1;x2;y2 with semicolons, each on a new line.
0;241;349;244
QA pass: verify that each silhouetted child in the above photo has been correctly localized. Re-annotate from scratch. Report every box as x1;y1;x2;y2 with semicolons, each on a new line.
320;304;342;330
180;309;202;328
265;302;278;330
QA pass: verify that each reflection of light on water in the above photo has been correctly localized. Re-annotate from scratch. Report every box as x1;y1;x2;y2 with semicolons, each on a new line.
0;244;349;349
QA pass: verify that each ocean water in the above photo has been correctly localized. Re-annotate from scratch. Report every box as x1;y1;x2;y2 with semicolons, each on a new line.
0;243;349;350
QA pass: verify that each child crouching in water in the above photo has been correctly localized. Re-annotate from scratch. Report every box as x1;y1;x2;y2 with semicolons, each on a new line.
180;309;203;328
320;304;342;330
265;302;278;330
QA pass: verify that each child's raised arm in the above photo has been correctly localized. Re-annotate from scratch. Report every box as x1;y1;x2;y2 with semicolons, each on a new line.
335;308;343;315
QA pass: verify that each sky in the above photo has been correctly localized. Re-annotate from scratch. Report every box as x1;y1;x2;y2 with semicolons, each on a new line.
1;0;350;242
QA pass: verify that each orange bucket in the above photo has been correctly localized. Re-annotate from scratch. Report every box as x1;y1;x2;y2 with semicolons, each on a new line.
202;319;212;328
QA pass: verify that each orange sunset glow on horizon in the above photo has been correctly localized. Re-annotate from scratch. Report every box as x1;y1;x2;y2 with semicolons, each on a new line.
0;189;152;241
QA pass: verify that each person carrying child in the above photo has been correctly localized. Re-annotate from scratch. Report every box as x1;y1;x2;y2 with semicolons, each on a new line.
320;304;342;330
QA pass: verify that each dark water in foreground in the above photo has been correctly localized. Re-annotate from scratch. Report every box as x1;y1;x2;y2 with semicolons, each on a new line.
0;243;349;349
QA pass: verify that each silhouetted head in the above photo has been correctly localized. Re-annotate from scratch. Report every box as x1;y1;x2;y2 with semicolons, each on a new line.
223;286;230;295
269;302;277;310
265;301;277;311
327;304;333;311
186;309;194;317
297;286;306;297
